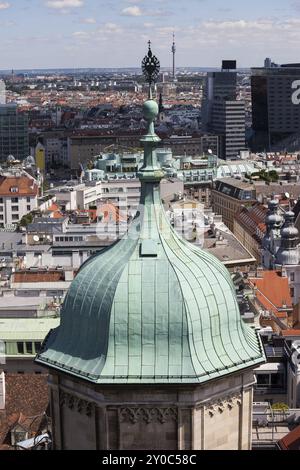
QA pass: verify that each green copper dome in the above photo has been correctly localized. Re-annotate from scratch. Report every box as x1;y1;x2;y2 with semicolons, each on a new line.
36;47;264;384
143;100;159;121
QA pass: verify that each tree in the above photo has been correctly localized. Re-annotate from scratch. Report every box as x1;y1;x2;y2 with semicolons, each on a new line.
19;213;33;227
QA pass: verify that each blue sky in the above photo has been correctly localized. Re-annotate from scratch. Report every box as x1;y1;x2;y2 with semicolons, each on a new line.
0;0;300;69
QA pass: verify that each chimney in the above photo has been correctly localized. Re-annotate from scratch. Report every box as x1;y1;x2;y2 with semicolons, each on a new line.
0;371;5;410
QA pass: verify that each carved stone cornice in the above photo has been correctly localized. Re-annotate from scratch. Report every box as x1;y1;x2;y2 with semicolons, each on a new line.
60;390;93;417
120;407;178;425
206;393;242;417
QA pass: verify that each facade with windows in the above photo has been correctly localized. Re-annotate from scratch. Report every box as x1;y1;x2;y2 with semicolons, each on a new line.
0;170;38;227
212;178;257;231
0;104;29;161
1;317;60;374
251;63;300;150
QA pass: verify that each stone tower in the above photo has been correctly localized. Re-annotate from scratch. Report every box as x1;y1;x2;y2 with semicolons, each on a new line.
36;44;265;451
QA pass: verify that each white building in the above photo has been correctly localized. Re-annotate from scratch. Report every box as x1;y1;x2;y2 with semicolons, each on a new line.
0;169;39;228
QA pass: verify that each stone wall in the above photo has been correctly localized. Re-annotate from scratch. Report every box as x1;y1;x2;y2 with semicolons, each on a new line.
48;370;256;450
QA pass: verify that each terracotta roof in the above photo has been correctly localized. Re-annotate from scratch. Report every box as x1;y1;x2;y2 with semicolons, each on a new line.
0;175;38;197
98;203;127;223
13;271;65;283
278;425;300;450
249;271;292;317
0;374;49;446
47;203;59;212
281;330;300;337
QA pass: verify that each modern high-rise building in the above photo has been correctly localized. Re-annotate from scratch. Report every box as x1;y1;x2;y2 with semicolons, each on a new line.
210;100;246;160
202;63;246;160
0;104;29;162
251;60;300;150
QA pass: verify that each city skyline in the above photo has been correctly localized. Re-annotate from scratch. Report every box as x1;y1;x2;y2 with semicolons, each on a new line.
0;0;299;69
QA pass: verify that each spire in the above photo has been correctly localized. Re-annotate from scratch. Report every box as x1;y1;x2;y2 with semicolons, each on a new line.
138;42;164;183
172;32;176;81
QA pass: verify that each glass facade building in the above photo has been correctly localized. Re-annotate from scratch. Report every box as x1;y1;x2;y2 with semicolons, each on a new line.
0;104;29;162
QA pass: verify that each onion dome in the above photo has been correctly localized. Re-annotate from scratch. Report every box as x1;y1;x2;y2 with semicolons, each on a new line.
276;211;300;266
265;200;283;228
36;44;264;384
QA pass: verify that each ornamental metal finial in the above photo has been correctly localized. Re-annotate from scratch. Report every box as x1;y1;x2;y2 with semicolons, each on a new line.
142;40;160;86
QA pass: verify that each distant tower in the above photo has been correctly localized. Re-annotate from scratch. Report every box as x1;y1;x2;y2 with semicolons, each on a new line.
172;33;176;81
0;80;6;105
159;93;164;113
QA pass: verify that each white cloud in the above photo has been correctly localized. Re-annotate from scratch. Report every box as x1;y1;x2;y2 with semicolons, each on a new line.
121;6;142;16
46;0;84;9
0;2;10;9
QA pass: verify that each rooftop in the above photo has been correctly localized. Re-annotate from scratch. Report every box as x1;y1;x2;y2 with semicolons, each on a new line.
0;374;49;448
0;317;60;341
249;271;293;317
278;425;300;450
0;174;38;197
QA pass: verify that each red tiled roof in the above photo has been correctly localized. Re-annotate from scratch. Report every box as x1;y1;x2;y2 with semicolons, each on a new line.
278;425;300;450
0;374;49;446
0;175;38;197
13;271;65;283
98;203;127;223
281;330;300;337
249;271;292;317
47;203;59;212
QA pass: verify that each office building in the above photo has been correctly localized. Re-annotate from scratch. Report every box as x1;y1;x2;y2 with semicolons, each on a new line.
211;100;246;160
212;178;257;231
251;61;300;150
202;63;246;160
0;105;29;162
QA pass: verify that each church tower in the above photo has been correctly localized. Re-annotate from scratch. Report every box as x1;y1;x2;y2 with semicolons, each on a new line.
36;44;265;451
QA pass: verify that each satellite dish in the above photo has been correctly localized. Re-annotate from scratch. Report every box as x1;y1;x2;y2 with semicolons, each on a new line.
46;235;51;241
285;192;290;199
208;149;213;154
33;235;39;242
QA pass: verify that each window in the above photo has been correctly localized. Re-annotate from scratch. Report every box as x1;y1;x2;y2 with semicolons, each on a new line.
0;198;2;203
290;273;295;282
17;342;24;354
11;197;18;203
11;206;18;212
256;374;269;386
27;205;31;211
12;215;19;221
291;288;295;298
34;342;42;353
26;197;30;203
25;342;33;354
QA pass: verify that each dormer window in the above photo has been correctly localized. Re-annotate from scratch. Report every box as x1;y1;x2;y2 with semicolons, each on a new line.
10;187;19;193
